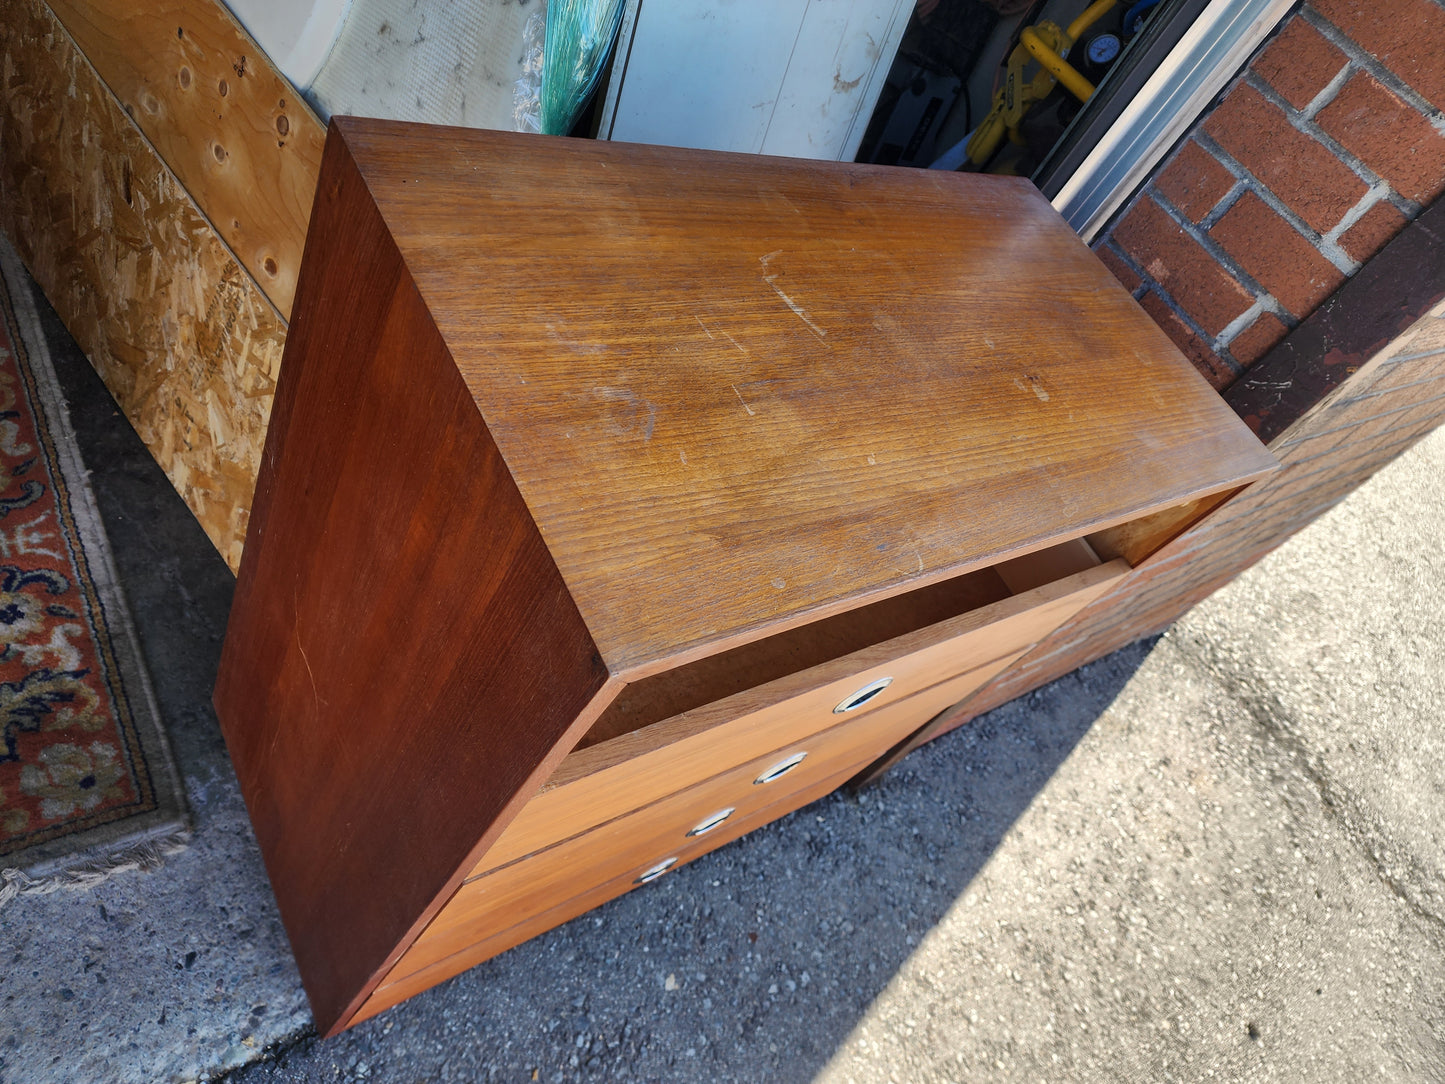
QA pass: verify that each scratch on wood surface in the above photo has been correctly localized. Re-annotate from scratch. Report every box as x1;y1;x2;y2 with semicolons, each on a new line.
1014;375;1051;402
731;384;756;416
759;251;827;340
295;628;320;721
694;315;714;339
293;583;321;725
722;330;748;354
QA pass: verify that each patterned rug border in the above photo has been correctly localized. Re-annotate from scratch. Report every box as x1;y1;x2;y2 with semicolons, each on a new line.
0;239;188;884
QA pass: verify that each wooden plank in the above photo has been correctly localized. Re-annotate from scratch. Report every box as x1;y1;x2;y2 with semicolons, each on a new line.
45;0;326;320
211;128;617;1037
334;117;1279;677
993;537;1100;594
485;560;1128;878
1226;196;1445;443
475;648;1026;879
1086;489;1238;567
401;670;995;985
0;0;283;569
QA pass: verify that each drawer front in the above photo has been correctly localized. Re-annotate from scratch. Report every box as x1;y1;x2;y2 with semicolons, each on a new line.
475;560;1127;876
356;755;871;1027
398;662;1015;985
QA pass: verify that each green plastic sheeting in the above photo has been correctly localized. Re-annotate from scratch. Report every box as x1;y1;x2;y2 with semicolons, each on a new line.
540;0;627;136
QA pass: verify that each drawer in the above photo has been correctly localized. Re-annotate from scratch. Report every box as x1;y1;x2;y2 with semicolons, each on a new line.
355;754;873;1027
396;660;1018;985
472;556;1128;877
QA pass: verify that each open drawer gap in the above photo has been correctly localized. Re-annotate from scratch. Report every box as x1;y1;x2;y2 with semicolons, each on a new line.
575;537;1102;751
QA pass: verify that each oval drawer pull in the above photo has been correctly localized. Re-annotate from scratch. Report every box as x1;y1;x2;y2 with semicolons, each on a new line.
834;676;893;714
686;807;736;837
635;857;677;885
754;751;807;785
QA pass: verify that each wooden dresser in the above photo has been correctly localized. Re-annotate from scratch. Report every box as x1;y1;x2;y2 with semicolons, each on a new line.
213;118;1277;1034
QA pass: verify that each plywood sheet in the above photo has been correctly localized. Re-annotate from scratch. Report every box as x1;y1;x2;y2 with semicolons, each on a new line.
0;0;283;569
44;0;326;320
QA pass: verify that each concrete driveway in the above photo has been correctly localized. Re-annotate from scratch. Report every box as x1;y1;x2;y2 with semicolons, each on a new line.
1;279;1441;1082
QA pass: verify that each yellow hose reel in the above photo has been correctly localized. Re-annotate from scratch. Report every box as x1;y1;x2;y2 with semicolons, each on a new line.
966;0;1117;168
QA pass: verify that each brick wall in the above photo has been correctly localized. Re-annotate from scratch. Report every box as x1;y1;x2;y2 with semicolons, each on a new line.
1093;0;1445;390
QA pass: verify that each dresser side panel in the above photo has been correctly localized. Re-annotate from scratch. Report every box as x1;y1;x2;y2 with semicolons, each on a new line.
213;127;612;1035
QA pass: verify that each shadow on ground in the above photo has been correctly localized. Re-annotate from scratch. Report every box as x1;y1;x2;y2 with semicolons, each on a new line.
5;277;1153;1083
227;644;1153;1083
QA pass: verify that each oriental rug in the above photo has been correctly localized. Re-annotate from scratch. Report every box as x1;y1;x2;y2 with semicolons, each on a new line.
0;241;186;892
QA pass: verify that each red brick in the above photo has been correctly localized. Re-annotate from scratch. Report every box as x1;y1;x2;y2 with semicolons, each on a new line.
1316;73;1445;204
1252;17;1349;109
1138;291;1237;389
1112;198;1254;335
1339;200;1410;263
1204;84;1368;233
1209;192;1346;319
1154;141;1236;221
1229;312;1291;366
1093;243;1143;292
1312;0;1445;112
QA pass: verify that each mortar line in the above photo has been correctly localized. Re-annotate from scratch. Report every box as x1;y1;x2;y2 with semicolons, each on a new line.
1301;6;1445;135
1194;132;1361;274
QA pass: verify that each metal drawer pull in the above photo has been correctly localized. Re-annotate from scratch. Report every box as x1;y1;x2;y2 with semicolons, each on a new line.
687;807;736;837
834;676;893;714
754;751;808;785
635;857;677;885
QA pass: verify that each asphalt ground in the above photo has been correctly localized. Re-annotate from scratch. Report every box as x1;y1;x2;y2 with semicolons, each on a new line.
0;274;1441;1083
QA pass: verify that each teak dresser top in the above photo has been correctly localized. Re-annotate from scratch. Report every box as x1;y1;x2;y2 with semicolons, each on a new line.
333;118;1273;676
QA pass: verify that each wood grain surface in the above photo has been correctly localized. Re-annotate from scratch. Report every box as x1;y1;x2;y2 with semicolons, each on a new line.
350;758;874;1027
476;560;1127;878
402;667;1003;984
470;648;1025;882
332;116;1277;676
46;0;326;320
213;129;615;1036
0;0;283;569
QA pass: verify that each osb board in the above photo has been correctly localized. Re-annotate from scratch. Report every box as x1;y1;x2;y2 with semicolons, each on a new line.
0;0;282;570
45;0;325;320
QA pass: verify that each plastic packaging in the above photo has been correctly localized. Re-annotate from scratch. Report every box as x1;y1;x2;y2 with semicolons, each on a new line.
513;6;546;134
539;0;626;136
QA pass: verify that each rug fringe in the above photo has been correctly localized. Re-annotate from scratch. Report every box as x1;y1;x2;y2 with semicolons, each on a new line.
0;827;192;909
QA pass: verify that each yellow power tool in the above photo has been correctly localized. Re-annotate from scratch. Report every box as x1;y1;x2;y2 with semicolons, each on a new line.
966;0;1117;168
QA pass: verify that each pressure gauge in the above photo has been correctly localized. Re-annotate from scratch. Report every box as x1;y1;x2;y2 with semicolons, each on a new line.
1085;33;1122;67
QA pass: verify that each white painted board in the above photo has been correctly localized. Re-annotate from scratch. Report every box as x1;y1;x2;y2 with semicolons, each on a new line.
602;0;911;161
305;0;536;129
221;0;350;88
